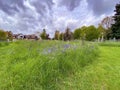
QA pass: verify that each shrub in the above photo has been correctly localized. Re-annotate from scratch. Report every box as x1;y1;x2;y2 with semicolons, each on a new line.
0;30;7;41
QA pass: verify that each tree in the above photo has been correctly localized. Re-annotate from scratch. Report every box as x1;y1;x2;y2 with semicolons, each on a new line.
101;16;114;29
73;28;81;39
54;30;60;40
85;25;99;41
46;34;50;40
64;27;73;41
80;26;88;39
0;29;7;41
6;31;13;41
97;25;106;38
40;29;47;40
111;3;120;39
59;33;64;40
100;16;114;39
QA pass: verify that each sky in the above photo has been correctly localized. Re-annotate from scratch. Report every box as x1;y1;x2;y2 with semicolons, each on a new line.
0;0;119;37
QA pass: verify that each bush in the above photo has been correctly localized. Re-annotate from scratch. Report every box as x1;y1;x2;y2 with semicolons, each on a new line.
85;26;99;41
0;30;7;41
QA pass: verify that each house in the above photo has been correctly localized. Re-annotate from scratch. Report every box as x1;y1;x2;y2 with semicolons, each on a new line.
13;33;24;39
12;33;41;40
17;34;24;39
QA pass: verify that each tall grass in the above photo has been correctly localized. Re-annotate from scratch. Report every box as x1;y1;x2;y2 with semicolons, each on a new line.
0;41;9;47
0;40;99;90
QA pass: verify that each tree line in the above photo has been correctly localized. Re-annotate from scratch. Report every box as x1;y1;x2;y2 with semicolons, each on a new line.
41;2;120;41
0;30;13;41
0;16;116;42
40;17;113;41
0;3;120;41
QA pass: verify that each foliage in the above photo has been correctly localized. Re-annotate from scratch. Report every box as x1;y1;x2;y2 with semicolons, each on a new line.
6;31;13;41
97;25;106;38
85;25;99;41
73;26;100;41
0;29;7;41
64;27;73;41
54;30;60;40
73;28;81;39
80;26;88;39
100;16;114;39
59;33;64;40
111;3;120;39
101;16;114;29
40;29;47;40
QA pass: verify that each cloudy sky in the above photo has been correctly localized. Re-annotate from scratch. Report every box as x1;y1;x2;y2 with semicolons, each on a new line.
0;0;118;37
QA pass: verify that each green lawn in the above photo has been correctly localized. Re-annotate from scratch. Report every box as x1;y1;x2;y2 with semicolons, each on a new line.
0;41;120;90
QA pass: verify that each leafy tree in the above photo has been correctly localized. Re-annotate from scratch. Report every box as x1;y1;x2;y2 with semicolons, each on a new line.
80;26;88;39
54;30;60;40
73;26;99;41
100;16;114;39
0;29;7;41
40;29;47;40
6;31;13;41
59;33;64;40
101;16;114;29
46;34;50;40
111;3;120;39
97;25;106;38
73;28;81;39
64;27;73;41
85;25;99;41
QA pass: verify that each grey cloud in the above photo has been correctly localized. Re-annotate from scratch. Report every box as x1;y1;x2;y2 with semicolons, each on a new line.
0;0;55;33
86;0;118;16
58;0;81;11
30;0;54;16
0;0;26;15
29;0;54;26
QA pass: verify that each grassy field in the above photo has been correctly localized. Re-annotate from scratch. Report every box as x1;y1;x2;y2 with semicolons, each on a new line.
0;40;120;90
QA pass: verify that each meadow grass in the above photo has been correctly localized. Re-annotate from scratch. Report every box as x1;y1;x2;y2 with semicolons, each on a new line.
0;40;98;90
0;40;120;90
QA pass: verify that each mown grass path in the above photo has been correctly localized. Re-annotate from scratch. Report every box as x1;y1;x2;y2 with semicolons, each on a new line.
79;46;120;90
61;46;120;90
95;46;120;90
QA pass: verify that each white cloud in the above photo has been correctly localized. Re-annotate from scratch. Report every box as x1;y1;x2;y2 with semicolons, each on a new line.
0;0;118;37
